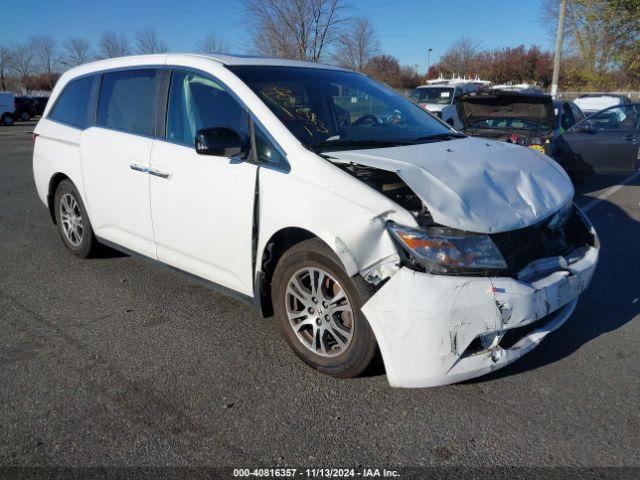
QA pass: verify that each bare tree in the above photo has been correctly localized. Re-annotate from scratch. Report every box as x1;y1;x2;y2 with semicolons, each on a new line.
0;46;11;91
30;35;58;90
98;30;130;59
540;0;636;88
438;37;481;76
195;33;229;54
62;37;92;67
135;28;169;54
9;42;35;93
332;16;379;71
241;0;349;62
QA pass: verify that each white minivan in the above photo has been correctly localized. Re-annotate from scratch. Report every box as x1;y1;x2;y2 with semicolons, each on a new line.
33;54;599;387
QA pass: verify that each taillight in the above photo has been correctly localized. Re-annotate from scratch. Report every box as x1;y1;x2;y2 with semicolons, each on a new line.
32;133;39;143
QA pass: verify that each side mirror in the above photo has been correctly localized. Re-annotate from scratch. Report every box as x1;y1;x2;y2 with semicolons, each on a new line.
195;127;247;157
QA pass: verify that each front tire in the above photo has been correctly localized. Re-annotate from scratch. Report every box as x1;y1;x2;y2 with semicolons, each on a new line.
272;238;378;378
53;180;99;258
1;114;14;126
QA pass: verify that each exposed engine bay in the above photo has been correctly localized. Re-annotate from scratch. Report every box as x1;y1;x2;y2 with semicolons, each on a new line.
337;163;433;226
456;90;555;150
460;128;548;147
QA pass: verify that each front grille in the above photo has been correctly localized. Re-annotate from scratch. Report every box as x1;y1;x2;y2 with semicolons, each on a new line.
491;207;595;276
500;317;547;349
462;307;561;357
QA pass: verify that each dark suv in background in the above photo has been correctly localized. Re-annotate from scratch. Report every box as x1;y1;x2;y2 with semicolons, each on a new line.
14;96;40;121
31;97;49;116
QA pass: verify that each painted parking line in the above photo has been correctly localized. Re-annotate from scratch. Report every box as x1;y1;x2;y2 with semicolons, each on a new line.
581;170;640;212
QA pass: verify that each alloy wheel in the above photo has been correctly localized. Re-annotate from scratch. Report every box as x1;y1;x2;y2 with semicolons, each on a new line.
285;267;354;357
59;193;84;247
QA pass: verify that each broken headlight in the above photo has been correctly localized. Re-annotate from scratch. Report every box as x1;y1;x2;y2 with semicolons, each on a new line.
388;224;508;274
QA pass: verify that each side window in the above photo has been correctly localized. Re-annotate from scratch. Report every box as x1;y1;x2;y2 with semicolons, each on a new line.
254;124;286;166
589;106;639;131
48;75;94;128
570;104;584;124
166;70;249;146
97;69;158;136
561;103;575;131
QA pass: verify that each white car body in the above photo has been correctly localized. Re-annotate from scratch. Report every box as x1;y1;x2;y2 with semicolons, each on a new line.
33;54;599;387
421;103;460;129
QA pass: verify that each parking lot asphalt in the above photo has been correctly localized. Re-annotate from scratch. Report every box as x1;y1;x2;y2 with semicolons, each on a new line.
0;121;638;468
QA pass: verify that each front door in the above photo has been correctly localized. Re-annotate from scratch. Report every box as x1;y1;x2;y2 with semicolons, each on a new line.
558;105;640;173
81;69;161;258
149;70;257;295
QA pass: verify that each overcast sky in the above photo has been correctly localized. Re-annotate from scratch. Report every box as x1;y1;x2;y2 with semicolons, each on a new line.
1;0;552;73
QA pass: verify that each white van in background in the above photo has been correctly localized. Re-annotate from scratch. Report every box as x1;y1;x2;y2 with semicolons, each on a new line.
409;80;484;129
0;92;16;126
573;94;631;116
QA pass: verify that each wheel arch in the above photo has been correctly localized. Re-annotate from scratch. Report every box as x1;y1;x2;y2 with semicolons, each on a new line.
253;226;359;318
1;112;14;125
47;172;71;224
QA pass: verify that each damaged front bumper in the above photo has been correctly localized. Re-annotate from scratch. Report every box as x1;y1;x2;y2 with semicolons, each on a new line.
361;245;599;388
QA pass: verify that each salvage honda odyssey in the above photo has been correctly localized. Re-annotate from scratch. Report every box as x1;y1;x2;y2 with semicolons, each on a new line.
33;54;599;387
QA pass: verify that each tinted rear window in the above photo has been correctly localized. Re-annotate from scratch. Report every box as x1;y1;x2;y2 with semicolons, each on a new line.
97;69;158;136
48;76;94;128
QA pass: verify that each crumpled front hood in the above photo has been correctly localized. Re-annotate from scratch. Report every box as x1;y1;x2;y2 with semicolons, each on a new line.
328;137;574;233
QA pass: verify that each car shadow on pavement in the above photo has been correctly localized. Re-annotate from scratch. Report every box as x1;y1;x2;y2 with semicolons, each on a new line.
92;244;128;259
475;184;640;383
573;173;633;201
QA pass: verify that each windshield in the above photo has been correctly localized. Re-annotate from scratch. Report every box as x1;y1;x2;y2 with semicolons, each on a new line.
467;118;549;131
410;87;455;105
229;66;456;152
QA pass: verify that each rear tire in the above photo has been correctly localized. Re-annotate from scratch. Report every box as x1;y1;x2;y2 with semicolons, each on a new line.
272;238;378;378
19;111;30;121
53;180;100;258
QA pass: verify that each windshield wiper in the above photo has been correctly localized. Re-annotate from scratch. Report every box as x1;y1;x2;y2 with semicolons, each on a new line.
408;132;466;143
308;139;412;153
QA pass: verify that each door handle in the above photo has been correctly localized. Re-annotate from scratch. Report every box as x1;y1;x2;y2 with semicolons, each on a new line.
129;163;148;173
623;134;639;142
148;168;170;179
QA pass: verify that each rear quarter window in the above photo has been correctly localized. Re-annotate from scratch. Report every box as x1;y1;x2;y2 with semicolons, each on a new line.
97;69;159;136
48;75;95;128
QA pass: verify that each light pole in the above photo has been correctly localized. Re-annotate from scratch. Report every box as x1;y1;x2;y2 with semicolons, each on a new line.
427;48;433;77
551;0;567;99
